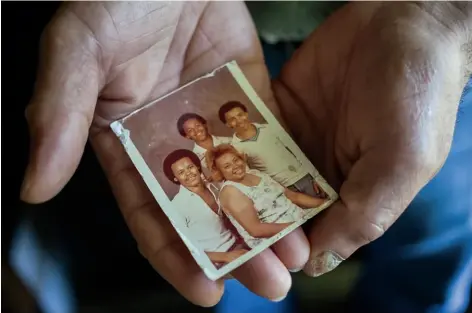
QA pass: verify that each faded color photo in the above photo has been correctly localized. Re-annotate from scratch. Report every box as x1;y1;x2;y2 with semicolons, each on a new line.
111;62;337;280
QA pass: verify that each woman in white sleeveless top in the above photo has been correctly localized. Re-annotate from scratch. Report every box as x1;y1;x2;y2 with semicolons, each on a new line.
206;144;327;248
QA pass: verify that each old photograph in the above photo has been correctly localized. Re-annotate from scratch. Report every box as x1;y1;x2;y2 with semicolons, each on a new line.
111;61;338;280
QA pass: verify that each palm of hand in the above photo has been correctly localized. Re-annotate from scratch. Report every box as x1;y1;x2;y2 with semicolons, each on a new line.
23;1;468;307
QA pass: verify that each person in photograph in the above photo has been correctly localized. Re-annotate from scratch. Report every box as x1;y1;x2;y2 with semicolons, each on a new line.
218;101;327;199
177;113;232;174
163;149;248;265
206;144;327;248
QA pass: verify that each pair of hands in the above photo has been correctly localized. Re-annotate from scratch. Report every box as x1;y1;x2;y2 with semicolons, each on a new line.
20;1;471;306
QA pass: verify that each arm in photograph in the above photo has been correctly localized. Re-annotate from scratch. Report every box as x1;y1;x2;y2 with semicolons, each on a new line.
220;186;293;238
205;249;248;264
312;180;329;198
284;188;327;209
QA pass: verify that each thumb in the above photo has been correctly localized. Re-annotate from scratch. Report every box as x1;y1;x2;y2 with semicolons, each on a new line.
20;13;100;203
303;145;440;277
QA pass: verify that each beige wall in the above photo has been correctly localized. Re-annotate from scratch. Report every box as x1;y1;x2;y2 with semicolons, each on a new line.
123;67;266;199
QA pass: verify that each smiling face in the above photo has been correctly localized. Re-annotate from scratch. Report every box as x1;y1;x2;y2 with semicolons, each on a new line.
183;118;209;143
215;151;247;182
171;157;202;188
224;107;250;131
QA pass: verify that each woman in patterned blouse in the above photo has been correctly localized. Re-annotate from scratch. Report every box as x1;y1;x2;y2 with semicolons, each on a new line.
206;144;327;248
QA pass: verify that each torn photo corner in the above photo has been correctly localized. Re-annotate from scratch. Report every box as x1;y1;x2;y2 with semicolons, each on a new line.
110;60;338;281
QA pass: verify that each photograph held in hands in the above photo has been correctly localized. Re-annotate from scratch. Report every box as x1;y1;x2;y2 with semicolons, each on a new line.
110;61;338;280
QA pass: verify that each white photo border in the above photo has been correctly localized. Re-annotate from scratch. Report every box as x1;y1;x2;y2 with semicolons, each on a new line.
110;61;339;281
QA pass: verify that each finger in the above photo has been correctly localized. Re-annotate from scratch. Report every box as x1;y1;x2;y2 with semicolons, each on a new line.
271;227;310;272
231;248;292;302
91;130;224;307
21;11;100;203
304;145;440;277
147;242;225;307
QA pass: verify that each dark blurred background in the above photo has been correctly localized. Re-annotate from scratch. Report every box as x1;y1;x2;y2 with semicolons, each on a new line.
2;2;360;313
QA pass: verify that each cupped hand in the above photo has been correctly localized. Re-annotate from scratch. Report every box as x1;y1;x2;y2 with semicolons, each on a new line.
20;1;309;306
272;2;471;276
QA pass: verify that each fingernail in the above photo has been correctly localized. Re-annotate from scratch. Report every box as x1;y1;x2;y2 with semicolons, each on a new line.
270;295;287;302
289;267;303;273
304;251;344;277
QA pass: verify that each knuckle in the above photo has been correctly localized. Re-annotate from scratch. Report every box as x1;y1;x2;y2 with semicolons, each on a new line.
408;143;449;179
40;16;64;50
354;207;399;245
355;221;387;244
124;200;154;233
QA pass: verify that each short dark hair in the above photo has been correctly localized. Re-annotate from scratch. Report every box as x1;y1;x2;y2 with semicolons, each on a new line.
218;101;248;124
176;113;207;137
163;149;202;184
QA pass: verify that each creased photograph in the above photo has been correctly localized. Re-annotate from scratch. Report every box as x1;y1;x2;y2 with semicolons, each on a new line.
111;61;338;280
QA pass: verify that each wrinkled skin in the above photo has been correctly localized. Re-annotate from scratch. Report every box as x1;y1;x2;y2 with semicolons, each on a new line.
21;1;471;307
